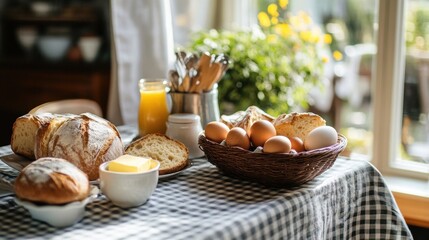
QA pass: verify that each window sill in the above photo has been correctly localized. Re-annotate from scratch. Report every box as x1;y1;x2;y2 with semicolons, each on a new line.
384;175;429;228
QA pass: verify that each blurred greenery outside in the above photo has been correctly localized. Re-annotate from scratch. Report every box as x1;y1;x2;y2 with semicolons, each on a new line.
186;0;429;159
406;3;429;51
188;0;331;117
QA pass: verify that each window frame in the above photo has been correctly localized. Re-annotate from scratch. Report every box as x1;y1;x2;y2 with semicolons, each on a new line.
373;0;429;179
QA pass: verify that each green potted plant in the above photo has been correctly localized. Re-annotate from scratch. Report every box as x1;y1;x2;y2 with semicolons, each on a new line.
188;0;334;116
406;5;429;52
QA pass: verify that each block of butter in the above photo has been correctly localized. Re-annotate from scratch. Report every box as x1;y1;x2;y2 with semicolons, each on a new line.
108;154;152;173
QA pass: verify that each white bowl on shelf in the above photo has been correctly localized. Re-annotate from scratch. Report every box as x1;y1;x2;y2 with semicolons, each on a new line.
37;35;71;61
78;36;101;62
31;1;53;16
16;27;38;51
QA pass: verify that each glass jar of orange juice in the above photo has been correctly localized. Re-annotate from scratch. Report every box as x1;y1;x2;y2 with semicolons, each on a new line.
138;79;169;136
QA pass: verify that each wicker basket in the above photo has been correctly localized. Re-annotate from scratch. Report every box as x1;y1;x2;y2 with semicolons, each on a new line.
198;133;347;187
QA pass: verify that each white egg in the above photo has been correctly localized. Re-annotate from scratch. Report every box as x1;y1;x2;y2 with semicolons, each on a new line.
304;126;338;150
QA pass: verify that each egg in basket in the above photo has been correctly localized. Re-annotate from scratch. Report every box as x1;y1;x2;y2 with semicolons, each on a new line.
198;107;347;187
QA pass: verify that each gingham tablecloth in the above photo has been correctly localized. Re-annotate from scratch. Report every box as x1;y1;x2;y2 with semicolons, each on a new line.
0;126;412;240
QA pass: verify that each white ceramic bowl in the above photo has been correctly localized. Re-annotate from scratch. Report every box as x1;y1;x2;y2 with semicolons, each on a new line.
99;160;160;208
16;27;38;50
31;2;53;16
38;35;71;61
14;187;98;228
78;36;101;62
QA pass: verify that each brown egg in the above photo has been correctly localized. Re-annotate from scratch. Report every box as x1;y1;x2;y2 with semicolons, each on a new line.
249;120;276;147
263;136;292;153
205;121;229;143
226;127;250;150
290;137;305;152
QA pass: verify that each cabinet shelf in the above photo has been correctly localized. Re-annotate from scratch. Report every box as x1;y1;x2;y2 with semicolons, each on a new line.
0;57;110;71
2;7;98;24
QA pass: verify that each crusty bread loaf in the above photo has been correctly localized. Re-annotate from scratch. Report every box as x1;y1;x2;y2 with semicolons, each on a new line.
80;112;122;138
47;113;124;181
273;112;326;140
34;114;76;159
11;113;57;159
11;112;124;181
125;133;189;175
14;157;90;205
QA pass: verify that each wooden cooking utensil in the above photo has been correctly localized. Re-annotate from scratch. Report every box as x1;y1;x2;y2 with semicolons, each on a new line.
205;62;224;91
194;53;212;93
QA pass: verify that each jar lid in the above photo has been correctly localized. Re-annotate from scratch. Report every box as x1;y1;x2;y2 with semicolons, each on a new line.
168;113;200;124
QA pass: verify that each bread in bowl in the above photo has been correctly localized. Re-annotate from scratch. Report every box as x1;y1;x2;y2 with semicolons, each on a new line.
14;157;90;205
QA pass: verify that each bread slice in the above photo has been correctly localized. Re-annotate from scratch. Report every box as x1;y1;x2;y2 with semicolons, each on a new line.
11;113;56;159
273;112;326;140
125;134;189;175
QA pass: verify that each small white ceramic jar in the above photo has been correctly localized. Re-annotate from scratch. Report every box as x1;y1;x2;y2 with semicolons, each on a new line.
166;113;204;159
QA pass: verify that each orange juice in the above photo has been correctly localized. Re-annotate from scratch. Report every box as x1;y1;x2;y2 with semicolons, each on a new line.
138;79;169;136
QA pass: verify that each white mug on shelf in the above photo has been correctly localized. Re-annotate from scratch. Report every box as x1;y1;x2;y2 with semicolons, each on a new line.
78;36;101;63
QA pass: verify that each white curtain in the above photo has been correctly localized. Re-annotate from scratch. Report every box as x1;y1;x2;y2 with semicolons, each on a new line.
108;0;255;125
108;0;175;126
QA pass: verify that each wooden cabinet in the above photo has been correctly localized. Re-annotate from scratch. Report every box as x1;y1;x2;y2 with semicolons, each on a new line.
0;61;111;145
0;1;111;145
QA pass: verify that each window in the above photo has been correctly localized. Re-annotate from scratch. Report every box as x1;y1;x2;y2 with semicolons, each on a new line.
394;0;429;177
171;0;429;180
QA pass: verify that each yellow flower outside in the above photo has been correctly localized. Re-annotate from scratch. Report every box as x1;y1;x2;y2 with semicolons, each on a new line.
268;4;279;17
333;50;343;61
258;12;271;28
275;23;292;38
312;34;320;43
324;34;332;44
279;0;289;9
271;17;279;25
300;30;312;42
309;28;321;43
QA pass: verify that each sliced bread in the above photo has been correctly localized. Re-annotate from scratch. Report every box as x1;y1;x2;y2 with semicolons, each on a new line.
125;133;189;175
11;113;56;159
273;112;326;140
233;106;275;135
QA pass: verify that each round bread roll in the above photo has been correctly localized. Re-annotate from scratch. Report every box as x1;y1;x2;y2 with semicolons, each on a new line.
46;113;124;180
14;157;90;205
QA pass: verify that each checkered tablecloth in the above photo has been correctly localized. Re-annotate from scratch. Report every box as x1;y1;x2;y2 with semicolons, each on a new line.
0;126;412;240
